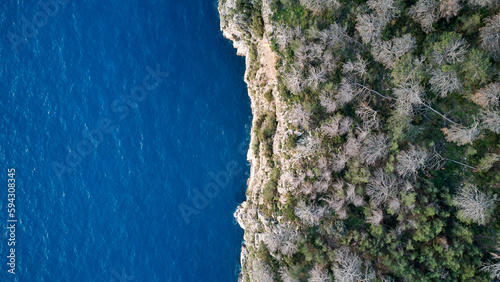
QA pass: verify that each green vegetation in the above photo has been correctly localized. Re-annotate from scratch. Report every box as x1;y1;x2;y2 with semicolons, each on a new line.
236;0;265;38
264;89;274;102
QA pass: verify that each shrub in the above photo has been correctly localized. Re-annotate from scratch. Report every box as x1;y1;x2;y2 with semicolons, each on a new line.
264;89;274;102
252;9;265;38
287;134;298;149
263;180;278;204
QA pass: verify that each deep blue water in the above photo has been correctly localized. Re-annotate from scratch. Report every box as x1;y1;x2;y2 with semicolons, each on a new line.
0;0;250;281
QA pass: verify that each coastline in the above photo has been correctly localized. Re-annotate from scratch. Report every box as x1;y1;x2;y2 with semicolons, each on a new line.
219;0;282;279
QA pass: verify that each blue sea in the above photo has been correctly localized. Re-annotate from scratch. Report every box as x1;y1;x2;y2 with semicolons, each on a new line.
0;0;251;281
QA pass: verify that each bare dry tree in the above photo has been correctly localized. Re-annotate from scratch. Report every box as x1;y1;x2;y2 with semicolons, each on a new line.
442;121;481;146
429;68;462;97
388;198;401;213
355;125;370;141
361;133;390;165
381;275;397;282
261;223;299;256
320;23;348;48
356;14;385;44
308;264;331;282
393;81;424;117
306;65;327;89
467;0;498;8
333;246;373;282
391;33;418;59
472;82;500;108
279;171;302;196
433;35;468;65
288;104;312;129
322;51;338;73
308;43;324;62
367;209;384;225
274;25;292;50
341;56;393;104
371;34;416;68
321;116;341;137
352;194;366;207
425;146;446;169
392;81;457;124
356;102;380;129
274;24;305;51
314;180;330;194
481;248;500;279
344;134;362;158
409;0;440;33
480;14;500;59
481;109;500;134
366;169;398;207
346;182;365;206
280;268;299;282
320;181;347;218
294;135;323;163
300;0;340;13
322;194;347;219
367;0;400;20
363;262;376;281
396;145;428;178
318;156;329;171
339;116;353;135
402;180;415;193
295;200;327;226
321;168;333;183
249;258;274;282
453;183;497;225
301;181;316;198
319;89;338;113
426;145;476;169
343;55;368;77
332;152;349;172
336;78;358;106
291;25;304;39
285;66;305;94
337;80;385;106
295;45;309;68
439;0;461;21
296;43;323;68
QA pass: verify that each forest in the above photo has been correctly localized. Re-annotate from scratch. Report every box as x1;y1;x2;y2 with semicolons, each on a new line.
221;0;500;280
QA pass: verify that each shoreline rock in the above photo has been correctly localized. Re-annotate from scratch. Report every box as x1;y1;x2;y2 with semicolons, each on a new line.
219;1;283;280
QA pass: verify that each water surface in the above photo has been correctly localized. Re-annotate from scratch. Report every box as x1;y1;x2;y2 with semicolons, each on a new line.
0;0;250;280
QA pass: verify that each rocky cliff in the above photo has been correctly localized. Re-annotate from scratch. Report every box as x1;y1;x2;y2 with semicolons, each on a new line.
219;0;287;280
